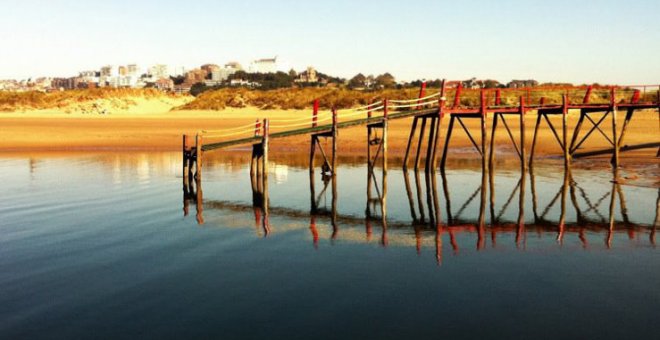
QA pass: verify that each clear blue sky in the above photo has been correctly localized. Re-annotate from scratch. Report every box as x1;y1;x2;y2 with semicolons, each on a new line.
1;0;659;84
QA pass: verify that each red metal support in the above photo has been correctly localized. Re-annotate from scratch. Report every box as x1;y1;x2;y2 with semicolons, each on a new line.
480;90;487;117
610;87;616;106
418;81;427;99
312;99;319;127
415;81;427;110
631;89;640;104
495;89;501;106
453;83;463;108
583;85;593;104
254;119;261;137
539;97;546;105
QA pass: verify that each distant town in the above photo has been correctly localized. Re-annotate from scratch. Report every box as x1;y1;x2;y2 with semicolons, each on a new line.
0;56;553;94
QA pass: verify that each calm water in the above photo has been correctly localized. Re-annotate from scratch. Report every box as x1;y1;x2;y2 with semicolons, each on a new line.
1;152;659;339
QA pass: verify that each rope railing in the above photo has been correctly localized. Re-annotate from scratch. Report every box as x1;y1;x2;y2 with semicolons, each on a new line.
388;98;439;109
201;82;659;143
269;115;333;130
389;91;440;104
201;121;257;134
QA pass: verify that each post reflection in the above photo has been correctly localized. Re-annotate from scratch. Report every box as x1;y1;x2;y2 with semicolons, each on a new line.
185;156;658;261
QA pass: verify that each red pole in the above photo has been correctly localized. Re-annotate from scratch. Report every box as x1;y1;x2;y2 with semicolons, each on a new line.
312;99;319;127
495;89;501;106
418;81;427;99
415;81;427;110
383;99;389;119
453;83;463;108
254;119;261;137
367;100;373;118
583;85;593;104
631;89;640;104
480;89;486;117
610;87;616;106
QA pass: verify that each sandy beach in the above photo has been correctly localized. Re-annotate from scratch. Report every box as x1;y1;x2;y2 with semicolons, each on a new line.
1;101;658;160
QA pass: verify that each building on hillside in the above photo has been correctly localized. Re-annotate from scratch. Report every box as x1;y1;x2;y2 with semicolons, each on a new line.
249;57;277;73
295;66;318;83
149;64;169;79
51;77;78;90
210;64;240;82
154;78;174;91
225;61;243;71
184;69;207;85
507;79;539;88
200;64;220;77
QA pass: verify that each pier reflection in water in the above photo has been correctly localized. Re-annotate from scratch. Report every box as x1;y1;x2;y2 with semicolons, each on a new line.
185;156;659;259
4;152;660;339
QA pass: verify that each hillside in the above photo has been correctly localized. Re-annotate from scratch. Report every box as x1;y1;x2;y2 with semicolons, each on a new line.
0;88;192;114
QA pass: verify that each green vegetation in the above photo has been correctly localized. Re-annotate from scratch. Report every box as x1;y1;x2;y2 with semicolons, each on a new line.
176;87;426;111
0;88;179;112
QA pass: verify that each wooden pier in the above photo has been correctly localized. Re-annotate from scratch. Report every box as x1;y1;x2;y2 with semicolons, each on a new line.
186;81;659;179
183;81;659;237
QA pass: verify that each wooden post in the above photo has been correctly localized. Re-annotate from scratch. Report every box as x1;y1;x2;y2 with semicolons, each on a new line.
414;118;427;171
403;117;418;170
332;108;338;176
488;113;499;169
440;116;455;169
480;90;488;168
431;80;447;170
195;133;202;179
182;134;189;182
610;87;620;168
262;119;269;223
529;113;542;168
309;136;316;174
519;96;527;171
424;116;437;173
562;95;569;169
382;100;388;220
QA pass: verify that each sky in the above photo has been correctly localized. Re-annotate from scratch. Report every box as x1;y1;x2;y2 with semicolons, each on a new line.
1;0;659;84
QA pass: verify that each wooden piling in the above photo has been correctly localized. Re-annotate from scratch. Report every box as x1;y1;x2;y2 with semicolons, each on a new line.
488;113;499;169
519;96;527;172
414;117;427;171
440;116;455;169
182;135;189;182
382;100;389;219
425;117;437;173
262;119;270;223
195;133;202;179
309;136;316;174
529;114;542;168
562;95;570;169
332;108;338;176
403;117;418;170
610;88;620;168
